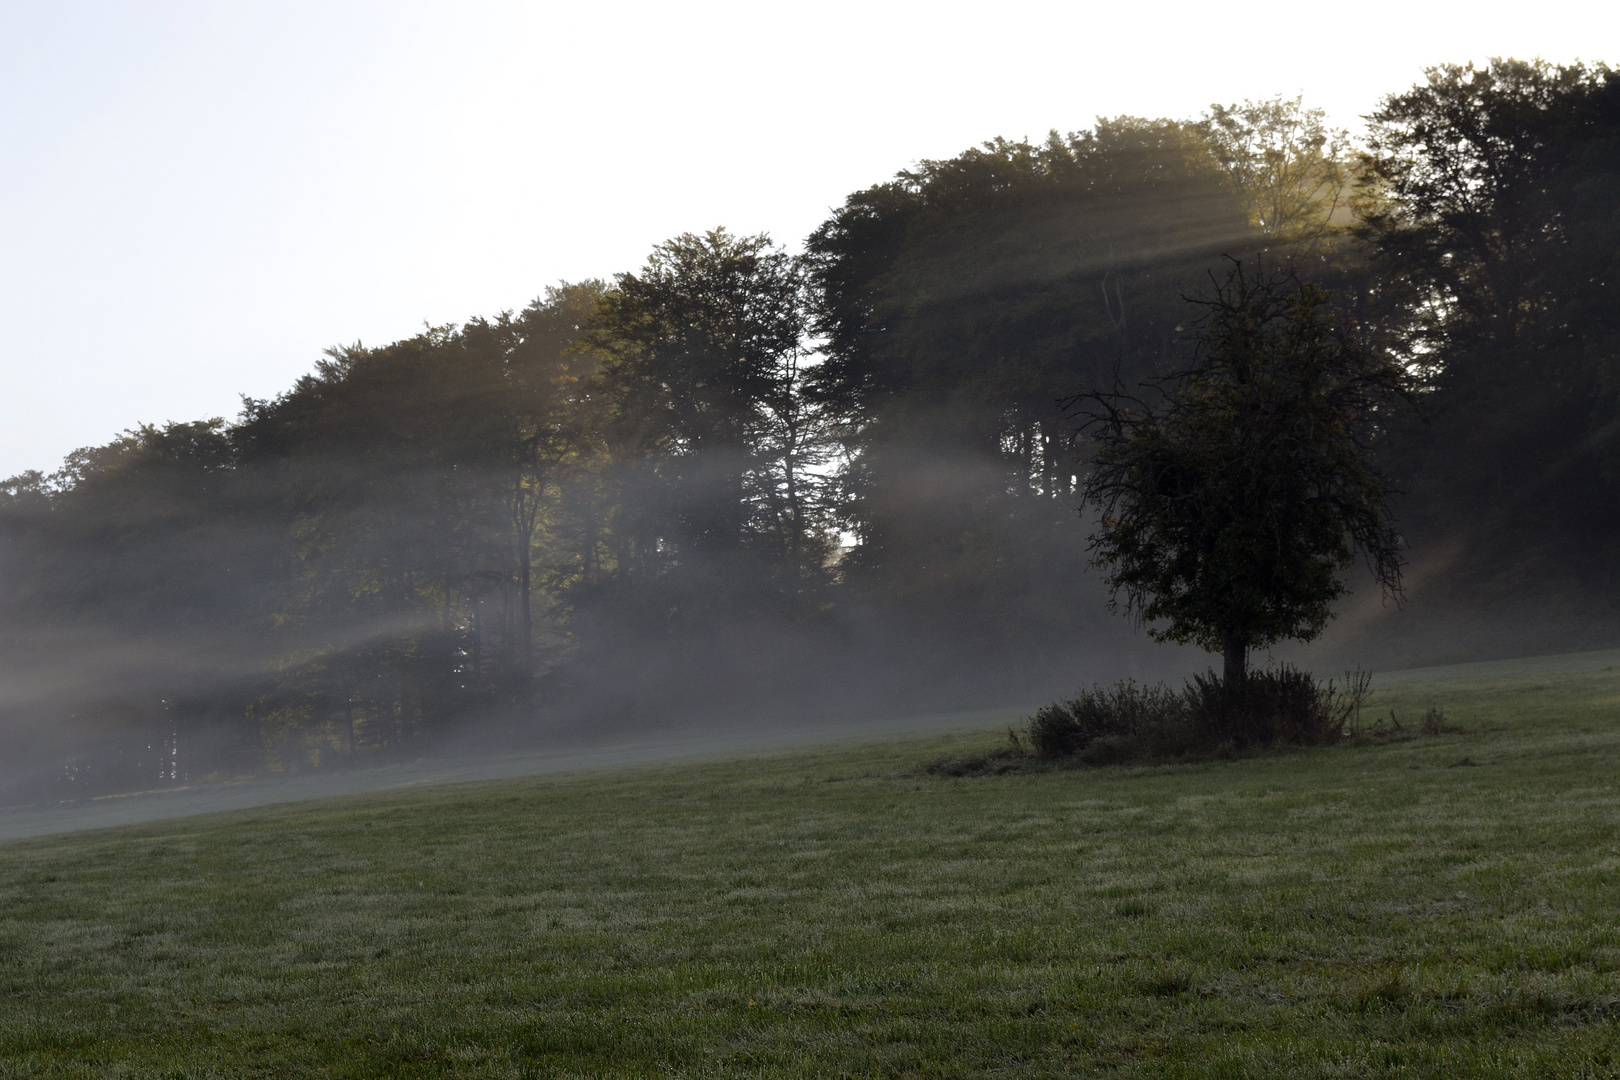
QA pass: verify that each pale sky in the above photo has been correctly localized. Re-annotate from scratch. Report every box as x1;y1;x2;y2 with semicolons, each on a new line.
1;0;1610;478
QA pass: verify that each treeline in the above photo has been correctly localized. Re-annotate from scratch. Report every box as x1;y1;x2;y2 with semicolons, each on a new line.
3;59;1617;798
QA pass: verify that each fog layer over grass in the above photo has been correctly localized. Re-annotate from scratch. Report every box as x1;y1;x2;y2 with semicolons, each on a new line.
0;706;1022;842
1;652;1617;1076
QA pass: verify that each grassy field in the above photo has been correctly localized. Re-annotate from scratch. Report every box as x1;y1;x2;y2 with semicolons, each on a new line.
2;655;1620;1077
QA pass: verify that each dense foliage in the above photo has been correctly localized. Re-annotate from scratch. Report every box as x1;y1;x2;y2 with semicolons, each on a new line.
2;61;1616;797
1356;60;1620;649
1077;264;1408;680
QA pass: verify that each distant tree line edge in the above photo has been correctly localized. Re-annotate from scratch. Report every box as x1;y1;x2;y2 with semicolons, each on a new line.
3;58;1618;798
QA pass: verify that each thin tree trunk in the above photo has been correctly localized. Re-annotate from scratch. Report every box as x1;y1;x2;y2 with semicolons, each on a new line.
511;470;539;676
344;693;356;761
470;589;482;681
500;577;512;666
589;485;602;579
518;541;532;673
1222;632;1248;685
784;441;800;564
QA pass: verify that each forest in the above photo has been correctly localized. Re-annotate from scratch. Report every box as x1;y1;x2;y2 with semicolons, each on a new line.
2;58;1617;799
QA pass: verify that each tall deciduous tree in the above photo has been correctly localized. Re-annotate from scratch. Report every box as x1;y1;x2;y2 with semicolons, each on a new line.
1355;59;1620;630
1078;264;1408;682
804;121;1259;631
586;229;828;572
1357;59;1609;364
1200;95;1352;260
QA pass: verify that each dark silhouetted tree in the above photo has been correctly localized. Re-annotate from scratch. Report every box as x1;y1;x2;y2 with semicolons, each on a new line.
1077;263;1408;682
1355;59;1620;632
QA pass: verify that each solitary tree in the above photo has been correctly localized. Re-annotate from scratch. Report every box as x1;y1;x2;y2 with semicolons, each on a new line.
1076;262;1408;683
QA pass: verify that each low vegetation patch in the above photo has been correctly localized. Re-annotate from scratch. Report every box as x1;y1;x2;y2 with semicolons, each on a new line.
1022;665;1369;766
915;743;1030;778
919;667;1400;777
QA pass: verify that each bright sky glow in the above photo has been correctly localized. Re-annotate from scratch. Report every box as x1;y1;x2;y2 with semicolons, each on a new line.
1;0;1611;477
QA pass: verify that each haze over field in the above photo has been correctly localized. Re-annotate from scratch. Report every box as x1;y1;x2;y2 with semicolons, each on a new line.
7;20;1620;1080
1;4;1617;809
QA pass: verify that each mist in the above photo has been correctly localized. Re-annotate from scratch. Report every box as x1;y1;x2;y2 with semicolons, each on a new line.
4;70;1619;816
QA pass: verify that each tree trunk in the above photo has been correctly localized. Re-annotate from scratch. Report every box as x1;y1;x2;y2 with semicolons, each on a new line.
1222;631;1248;685
784;443;800;564
582;492;596;578
518;543;533;674
511;470;539;676
470;587;482;681
343;688;356;761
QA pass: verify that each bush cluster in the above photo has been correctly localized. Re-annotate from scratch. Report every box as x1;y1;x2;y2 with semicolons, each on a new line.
1026;666;1369;763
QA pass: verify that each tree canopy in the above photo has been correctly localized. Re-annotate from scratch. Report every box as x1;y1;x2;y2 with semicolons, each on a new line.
1356;59;1620;639
1077;264;1408;681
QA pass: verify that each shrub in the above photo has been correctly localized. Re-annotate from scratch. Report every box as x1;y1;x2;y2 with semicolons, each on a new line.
1026;665;1371;762
1184;665;1349;748
1027;680;1185;760
1420;706;1451;735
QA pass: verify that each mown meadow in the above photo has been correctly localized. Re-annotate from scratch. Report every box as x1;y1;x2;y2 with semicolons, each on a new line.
2;653;1619;1077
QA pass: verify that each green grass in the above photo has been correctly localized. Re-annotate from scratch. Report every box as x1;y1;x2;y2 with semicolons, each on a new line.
4;657;1620;1077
